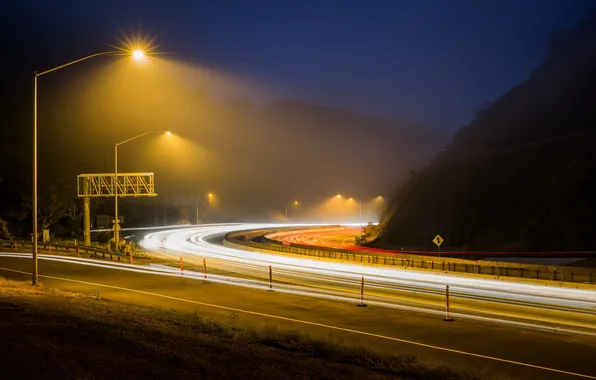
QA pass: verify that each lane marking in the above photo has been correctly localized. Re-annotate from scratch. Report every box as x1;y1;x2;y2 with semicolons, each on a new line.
0;266;595;379
2;253;596;334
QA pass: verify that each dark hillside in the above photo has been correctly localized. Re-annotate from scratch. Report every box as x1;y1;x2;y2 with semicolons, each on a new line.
375;12;596;251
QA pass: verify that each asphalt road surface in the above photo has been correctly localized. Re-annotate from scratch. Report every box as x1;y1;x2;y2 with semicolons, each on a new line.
266;225;363;250
1;224;596;379
142;224;596;332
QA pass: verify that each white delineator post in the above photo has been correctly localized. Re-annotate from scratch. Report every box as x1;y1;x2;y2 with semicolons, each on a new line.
357;275;367;307
444;285;455;321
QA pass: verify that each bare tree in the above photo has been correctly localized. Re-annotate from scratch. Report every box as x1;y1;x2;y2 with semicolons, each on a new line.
19;184;70;232
64;199;83;237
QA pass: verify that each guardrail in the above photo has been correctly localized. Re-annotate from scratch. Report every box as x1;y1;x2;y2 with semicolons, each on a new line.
225;230;596;285
0;240;126;261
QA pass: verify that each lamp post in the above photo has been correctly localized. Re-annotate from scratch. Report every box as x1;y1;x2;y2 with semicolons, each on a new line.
285;200;298;221
197;193;214;224
346;198;362;236
114;130;170;248
32;49;142;285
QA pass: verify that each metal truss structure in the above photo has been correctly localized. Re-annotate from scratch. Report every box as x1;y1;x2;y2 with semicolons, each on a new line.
77;173;157;198
77;173;157;246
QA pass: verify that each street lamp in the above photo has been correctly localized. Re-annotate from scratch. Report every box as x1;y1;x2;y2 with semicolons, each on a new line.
132;50;145;60
32;49;142;285
285;200;299;221
114;130;170;248
197;193;214;224
345;196;363;237
336;194;362;237
369;196;385;223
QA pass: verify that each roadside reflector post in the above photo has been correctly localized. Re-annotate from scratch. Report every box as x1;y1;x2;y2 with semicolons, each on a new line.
203;258;207;279
357;275;367;307
444;285;455;322
268;265;274;291
180;257;184;275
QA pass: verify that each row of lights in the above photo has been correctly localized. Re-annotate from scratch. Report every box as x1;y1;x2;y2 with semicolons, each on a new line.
33;47;154;284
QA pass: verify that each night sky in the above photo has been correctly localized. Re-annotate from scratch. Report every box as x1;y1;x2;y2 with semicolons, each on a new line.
2;1;592;129
0;1;594;221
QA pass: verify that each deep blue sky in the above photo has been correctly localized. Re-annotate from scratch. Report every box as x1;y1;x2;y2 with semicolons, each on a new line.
6;0;595;130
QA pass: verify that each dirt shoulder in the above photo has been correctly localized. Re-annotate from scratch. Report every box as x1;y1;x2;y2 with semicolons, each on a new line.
0;278;481;380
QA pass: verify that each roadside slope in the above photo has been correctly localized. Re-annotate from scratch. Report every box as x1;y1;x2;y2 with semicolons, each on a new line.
0;278;477;380
376;12;596;251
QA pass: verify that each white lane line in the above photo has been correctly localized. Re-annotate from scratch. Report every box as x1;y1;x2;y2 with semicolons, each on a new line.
0;265;594;379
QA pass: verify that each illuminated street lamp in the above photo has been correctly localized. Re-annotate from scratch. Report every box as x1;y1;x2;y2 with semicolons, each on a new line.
32;48;143;285
132;49;145;60
197;193;215;224
369;196;385;223
114;130;170;248
346;197;363;236
285;200;299;221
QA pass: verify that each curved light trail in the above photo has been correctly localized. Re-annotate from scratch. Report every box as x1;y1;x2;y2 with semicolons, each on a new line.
139;224;596;333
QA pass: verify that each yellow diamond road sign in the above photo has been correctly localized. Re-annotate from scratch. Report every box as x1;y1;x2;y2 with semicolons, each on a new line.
433;234;444;247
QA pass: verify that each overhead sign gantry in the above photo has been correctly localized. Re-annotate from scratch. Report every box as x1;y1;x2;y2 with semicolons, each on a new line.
77;173;157;245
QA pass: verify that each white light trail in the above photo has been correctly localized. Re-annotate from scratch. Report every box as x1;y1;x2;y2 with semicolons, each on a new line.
136;224;596;331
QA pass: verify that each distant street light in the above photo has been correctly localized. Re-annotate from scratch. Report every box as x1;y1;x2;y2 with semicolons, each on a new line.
343;195;363;237
114;130;170;248
32;48;144;285
197;193;215;224
285;200;299;221
369;196;385;223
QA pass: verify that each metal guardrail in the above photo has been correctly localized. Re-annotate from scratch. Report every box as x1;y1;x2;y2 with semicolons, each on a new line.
0;240;126;261
225;231;596;285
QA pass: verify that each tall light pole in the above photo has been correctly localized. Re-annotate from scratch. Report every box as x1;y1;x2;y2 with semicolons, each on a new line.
32;49;141;285
114;130;170;248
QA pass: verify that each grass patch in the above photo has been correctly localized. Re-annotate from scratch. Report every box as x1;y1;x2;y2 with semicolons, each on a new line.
0;278;489;380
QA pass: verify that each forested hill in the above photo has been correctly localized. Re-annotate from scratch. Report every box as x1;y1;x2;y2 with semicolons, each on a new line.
375;12;596;251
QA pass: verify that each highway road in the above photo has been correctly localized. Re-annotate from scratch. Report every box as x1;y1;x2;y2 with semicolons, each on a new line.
266;225;363;250
140;224;596;333
265;226;596;263
0;253;596;379
1;223;596;379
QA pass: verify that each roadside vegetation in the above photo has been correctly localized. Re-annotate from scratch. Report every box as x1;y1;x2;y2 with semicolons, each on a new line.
0;277;487;380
